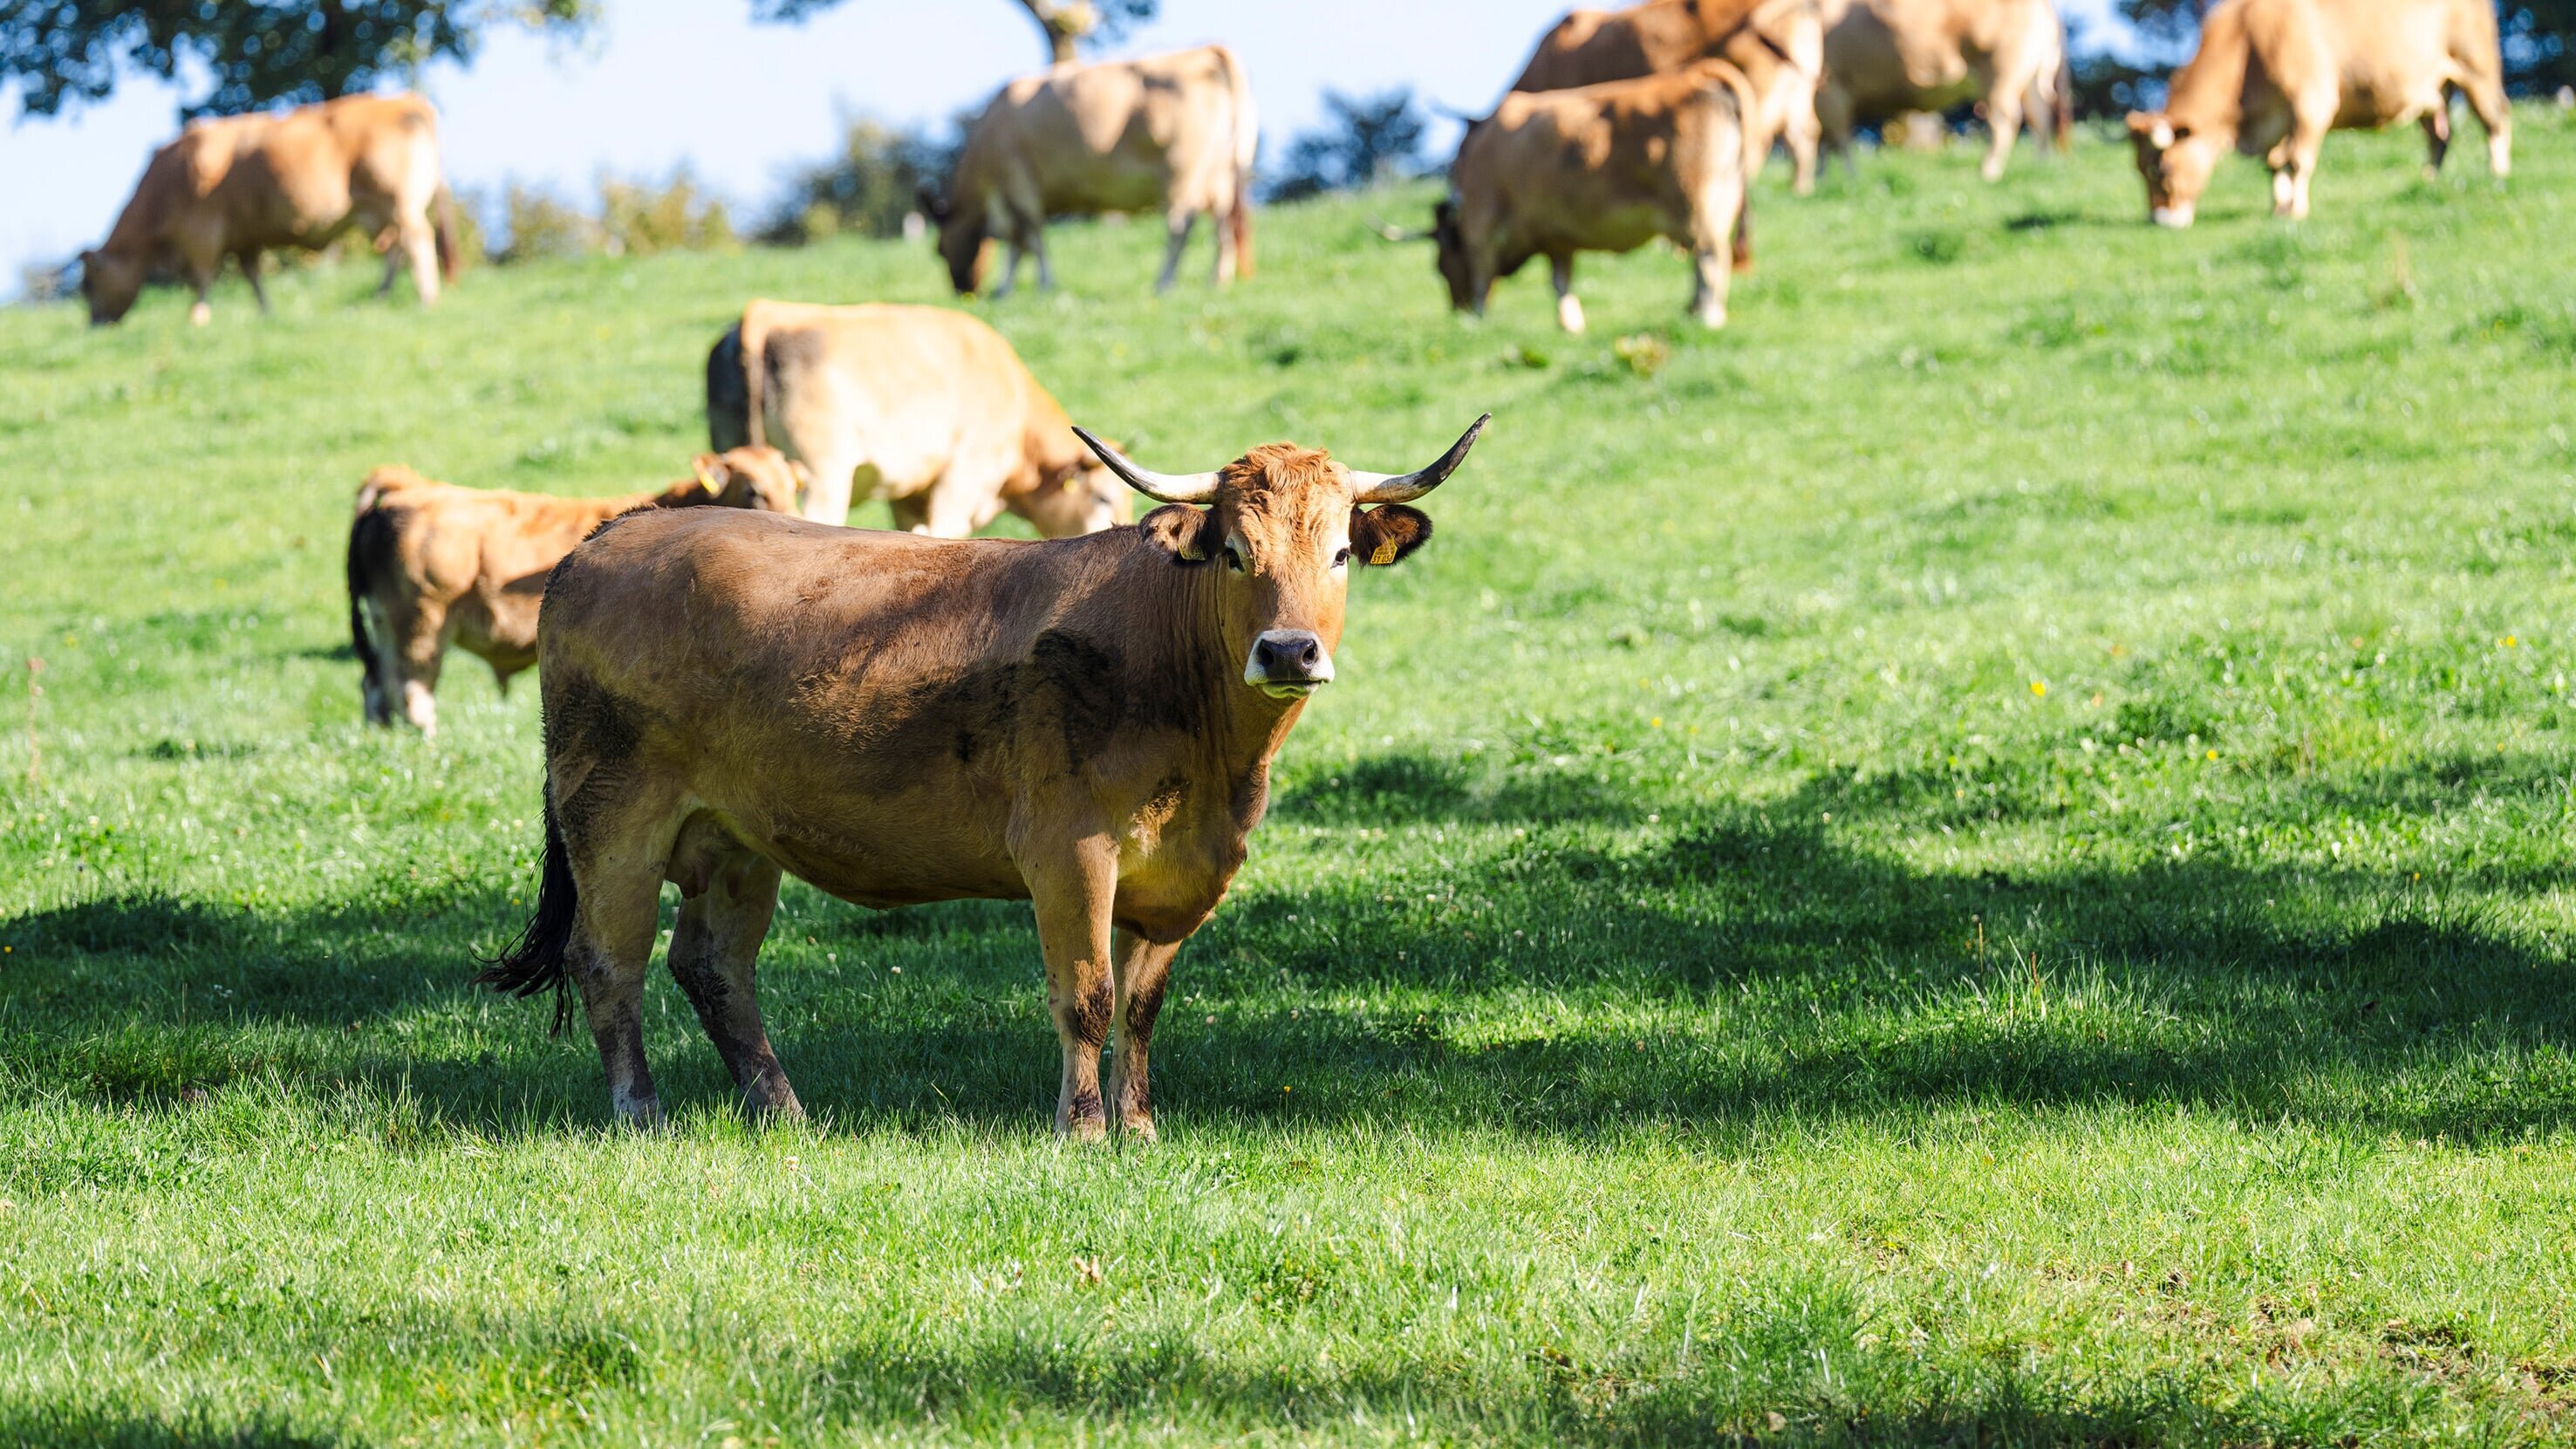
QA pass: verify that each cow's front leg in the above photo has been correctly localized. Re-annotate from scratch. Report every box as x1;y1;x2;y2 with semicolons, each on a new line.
237;249;270;312
1548;255;1585;334
1106;929;1181;1141
1029;222;1057;294
1025;837;1119;1141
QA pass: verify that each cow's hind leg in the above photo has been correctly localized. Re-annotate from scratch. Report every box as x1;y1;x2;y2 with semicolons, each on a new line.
1106;930;1180;1141
1548;256;1585;334
1157;211;1195;295
666;824;801;1122
2458;70;2511;177
236;249;270;313
549;705;686;1126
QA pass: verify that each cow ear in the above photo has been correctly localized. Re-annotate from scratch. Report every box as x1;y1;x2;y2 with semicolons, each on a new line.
1349;504;1432;567
1140;502;1211;563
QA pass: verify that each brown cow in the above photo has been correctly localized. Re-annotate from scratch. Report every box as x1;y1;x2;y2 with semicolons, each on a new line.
1507;0;1828;195
1814;0;2072;181
345;449;801;736
709;299;1129;533
2123;0;2509;227
81;92;460;327
1433;60;1759;332
475;417;1489;1138
924;44;1259;297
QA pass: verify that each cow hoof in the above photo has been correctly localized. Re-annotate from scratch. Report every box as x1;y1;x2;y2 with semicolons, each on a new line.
1555;296;1587;333
1060;1116;1110;1145
1120;1115;1159;1144
188;302;212;327
1695;306;1728;329
1980;160;2005;182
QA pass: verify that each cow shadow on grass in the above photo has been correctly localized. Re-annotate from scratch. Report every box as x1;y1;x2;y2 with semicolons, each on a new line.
3;745;2570;1143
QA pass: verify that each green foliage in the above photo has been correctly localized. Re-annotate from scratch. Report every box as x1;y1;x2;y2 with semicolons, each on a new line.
759;118;955;246
0;0;592;119
495;169;734;264
2;120;2574;1445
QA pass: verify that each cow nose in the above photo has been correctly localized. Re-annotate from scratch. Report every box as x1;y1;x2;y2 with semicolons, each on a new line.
1247;629;1333;697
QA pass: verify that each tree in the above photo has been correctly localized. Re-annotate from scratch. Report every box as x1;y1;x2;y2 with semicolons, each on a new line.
750;0;1156;66
1263;88;1428;204
0;0;593;120
2116;0;2572;93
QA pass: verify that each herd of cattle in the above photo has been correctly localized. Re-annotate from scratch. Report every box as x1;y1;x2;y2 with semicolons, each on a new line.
65;0;2528;1134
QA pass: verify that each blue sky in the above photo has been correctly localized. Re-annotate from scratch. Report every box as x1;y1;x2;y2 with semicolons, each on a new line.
0;0;2122;290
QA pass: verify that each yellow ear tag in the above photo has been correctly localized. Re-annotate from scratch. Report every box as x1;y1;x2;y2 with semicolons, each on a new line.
1370;537;1401;566
694;464;721;495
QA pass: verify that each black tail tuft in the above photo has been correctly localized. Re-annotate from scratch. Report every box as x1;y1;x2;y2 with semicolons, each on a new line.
345;501;390;710
475;789;580;1035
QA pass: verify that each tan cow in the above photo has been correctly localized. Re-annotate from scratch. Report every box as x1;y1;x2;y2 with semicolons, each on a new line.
1814;0;2072;181
476;419;1489;1138
1506;0;1829;194
713;299;1129;535
2123;0;2508;226
924;44;1259;297
81;92;460;327
345;449;801;736
1433;59;1760;332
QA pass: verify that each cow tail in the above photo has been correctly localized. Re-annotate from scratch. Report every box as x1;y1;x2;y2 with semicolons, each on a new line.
345;485;387;691
2053;41;2076;152
433;186;464;282
473;788;580;1037
1221;45;1258;279
739;303;770;450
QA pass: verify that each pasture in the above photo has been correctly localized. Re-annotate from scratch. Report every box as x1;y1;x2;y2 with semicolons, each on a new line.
3;117;2575;1445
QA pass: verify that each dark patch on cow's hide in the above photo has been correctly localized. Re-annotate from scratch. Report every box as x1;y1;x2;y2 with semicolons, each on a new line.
1069;978;1117;1046
1125;968;1167;1039
1068;1085;1105;1124
1032;629;1123;769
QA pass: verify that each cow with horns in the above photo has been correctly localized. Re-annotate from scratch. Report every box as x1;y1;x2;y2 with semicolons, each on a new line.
477;417;1491;1141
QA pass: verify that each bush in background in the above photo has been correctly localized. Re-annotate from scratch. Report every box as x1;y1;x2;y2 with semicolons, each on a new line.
759;118;958;245
1264;88;1431;204
492;168;735;264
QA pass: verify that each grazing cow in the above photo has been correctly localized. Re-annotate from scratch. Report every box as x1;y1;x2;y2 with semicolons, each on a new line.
346;449;800;736
80;93;461;327
475;417;1489;1138
1507;0;1829;195
923;44;1259;297
1814;0;2072;181
2123;0;2508;227
709;299;1130;534
1432;60;1759;332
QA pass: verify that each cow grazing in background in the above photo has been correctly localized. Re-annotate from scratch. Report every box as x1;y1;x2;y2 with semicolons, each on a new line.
81;93;461;327
924;44;1259;297
476;418;1490;1139
1507;0;1828;195
2123;0;2508;227
1431;60;1759;332
345;449;800;736
711;299;1130;534
1814;0;2072;181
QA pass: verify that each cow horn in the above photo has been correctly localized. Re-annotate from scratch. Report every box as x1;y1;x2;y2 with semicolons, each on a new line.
1349;414;1491;503
1072;427;1221;504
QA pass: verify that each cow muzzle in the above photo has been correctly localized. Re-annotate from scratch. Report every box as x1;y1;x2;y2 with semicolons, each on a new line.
2150;203;2196;229
1247;630;1334;700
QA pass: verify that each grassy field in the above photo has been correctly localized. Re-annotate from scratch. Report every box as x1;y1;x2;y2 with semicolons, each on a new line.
3;113;2575;1446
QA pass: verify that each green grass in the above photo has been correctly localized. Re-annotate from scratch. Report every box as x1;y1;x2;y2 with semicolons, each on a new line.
3;113;2576;1445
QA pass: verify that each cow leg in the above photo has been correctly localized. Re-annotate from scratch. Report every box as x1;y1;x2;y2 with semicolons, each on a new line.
2458;70;2511;177
1787;106;1821;197
236;249;270;313
384;598;448;736
666;844;801;1122
1816;83;1858;178
796;445;870;528
2420;104;2452;178
1105;930;1179;1141
1028;221;1057;294
1211;204;1239;285
1024;837;1118;1142
1548;256;1585;334
1157;211;1195;295
400;215;441;306
1980;85;2026;182
2277;113;2328;219
550;716;687;1127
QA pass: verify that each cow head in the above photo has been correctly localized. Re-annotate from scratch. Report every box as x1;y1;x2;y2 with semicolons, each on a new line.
1430;198;1481;313
695;447;804;512
1075;416;1488;701
1016;452;1133;537
2125;112;2217;228
919;186;987;295
79;248;144;325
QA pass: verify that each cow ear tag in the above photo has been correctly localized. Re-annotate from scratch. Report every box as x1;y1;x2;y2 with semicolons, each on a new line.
1370;537;1401;567
694;462;722;495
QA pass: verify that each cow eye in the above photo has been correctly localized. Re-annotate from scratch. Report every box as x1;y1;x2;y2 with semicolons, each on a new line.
1332;547;1351;569
1223;543;1247;572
